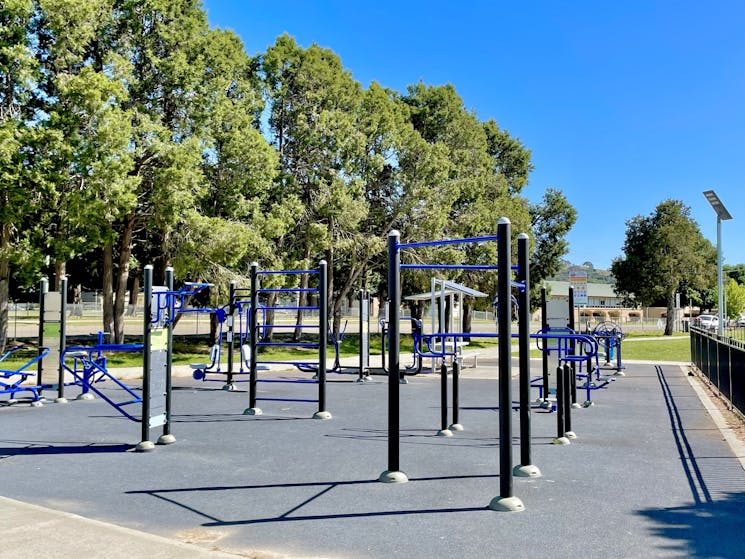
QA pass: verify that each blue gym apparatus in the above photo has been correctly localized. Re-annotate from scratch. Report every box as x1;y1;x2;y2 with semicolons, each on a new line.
0;346;50;405
242;261;331;420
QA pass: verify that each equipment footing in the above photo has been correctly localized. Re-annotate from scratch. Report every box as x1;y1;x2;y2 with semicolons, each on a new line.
565;430;577;439
583;400;594;408
30;400;44;407
399;378;409;384
437;428;453;437
379;470;408;483
157;434;176;445
488;495;525;512
135;440;155;452
513;464;542;478
313;410;332;420
614;371;626;376
54;397;68;404
222;383;236;391
243;407;263;416
552;436;570;445
449;423;464;431
571;402;582;409
76;393;94;401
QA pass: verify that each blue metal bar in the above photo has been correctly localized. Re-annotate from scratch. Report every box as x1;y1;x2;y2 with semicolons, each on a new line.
400;264;499;270
256;324;318;330
257;342;319;348
257;269;318;276
398;234;499;249
258;306;319;311
256;397;318;403
258;288;319;293
256;360;320;366
257;379;317;384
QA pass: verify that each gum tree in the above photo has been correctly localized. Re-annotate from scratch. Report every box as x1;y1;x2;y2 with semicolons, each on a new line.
611;199;716;335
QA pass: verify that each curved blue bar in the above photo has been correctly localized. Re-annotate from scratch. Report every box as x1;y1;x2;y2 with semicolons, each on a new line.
258;288;319;293
400;264;499;270
257;269;318;275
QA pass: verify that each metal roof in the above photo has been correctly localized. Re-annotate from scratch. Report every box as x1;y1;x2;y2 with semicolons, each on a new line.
404;280;488;301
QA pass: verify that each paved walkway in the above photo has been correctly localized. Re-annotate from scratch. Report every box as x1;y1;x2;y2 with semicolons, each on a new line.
1;358;744;558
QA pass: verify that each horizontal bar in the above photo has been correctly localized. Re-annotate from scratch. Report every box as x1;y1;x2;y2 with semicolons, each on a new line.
256;360;319;365
257;269;318;276
258;306;319;311
401;264;499;270
399;235;499;250
257;379;317;384
256;324;319;330
257;342;319;348
256;397;318;403
258;288;319;293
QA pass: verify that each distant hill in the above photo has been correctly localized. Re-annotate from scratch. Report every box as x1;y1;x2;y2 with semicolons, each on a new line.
548;260;615;284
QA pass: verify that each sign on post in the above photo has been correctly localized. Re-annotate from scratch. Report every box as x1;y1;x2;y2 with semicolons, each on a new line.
570;271;588;307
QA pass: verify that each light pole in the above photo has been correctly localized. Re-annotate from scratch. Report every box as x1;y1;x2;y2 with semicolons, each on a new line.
703;190;732;336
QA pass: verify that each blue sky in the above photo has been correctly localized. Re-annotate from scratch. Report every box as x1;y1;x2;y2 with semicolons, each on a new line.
202;0;745;270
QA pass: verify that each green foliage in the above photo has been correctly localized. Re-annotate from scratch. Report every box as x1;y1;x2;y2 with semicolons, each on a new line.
725;278;745;319
611;199;716;334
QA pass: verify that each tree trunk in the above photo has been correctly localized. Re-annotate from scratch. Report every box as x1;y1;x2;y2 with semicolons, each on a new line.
113;216;135;343
665;291;675;336
263;292;276;342
102;242;114;336
463;299;473;342
54;261;66;290
0;224;10;354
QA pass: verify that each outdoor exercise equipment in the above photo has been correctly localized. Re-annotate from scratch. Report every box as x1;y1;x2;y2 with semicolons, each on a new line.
381;218;536;513
243;261;331;420
37;276;68;403
0;346;50;405
379;317;424;379
57;266;188;451
592;320;626;375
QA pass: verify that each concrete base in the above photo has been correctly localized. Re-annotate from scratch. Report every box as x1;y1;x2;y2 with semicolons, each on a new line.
614;371;626;377
513;464;542;478
157;434;176;445
488;495;525;512
313;410;332;420
135;440;155;452
583;400;595;408
539;400;552;410
379;470;409;483
243;407;263;416
571;402;582;409
221;383;236;391
437;428;453;437
449;423;464;431
54;397;68;404
76;393;94;401
565;431;577;439
399;378;409;385
552;436;571;445
30;400;44;408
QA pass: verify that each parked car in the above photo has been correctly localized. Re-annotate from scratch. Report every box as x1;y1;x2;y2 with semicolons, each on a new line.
736;315;745;327
693;314;719;331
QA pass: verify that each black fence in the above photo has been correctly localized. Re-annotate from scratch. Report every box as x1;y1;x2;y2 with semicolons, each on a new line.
690;326;745;416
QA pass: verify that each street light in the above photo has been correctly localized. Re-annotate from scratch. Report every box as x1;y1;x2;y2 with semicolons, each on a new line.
703;190;732;336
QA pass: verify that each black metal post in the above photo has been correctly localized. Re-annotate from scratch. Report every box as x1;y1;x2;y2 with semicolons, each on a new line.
516;233;537;474
315;260;330;419
541;286;549;404
161;267;175;442
438;361;450;436
226;280;236;386
139;265;153;450
451;358;461;430
497;219;514;496
38;277;47;388
380;230;406;482
58;276;67;402
563;363;574;437
246;263;259;413
555;364;566;441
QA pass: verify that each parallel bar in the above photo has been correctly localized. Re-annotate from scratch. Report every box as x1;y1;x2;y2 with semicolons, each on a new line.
384;230;402;479
257;269;318;276
399;234;499;249
401;264;499;271
541;287;550;404
141;266;153;445
58;276;67;401
258;288;319;293
162;268;175;440
226;281;236;385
